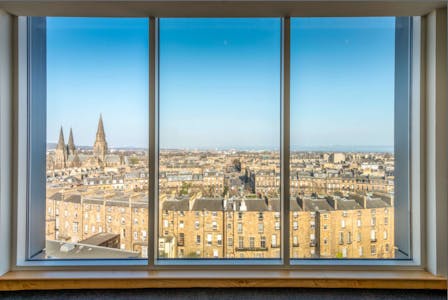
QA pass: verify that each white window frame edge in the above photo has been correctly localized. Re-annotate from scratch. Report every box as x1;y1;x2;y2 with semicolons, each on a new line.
0;9;13;276
0;7;443;275
12;15;420;271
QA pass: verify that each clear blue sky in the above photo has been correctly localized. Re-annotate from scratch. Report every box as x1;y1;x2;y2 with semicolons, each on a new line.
47;17;395;151
47;17;149;149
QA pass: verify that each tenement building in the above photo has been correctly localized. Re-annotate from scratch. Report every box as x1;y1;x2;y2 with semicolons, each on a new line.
45;119;395;259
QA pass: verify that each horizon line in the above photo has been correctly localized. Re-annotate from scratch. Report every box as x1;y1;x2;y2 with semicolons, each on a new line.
47;143;394;153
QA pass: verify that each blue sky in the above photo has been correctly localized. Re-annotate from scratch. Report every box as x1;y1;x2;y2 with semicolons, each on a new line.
290;18;395;151
47;17;395;151
47;17;149;149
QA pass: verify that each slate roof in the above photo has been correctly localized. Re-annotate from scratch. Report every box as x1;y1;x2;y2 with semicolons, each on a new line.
366;198;389;209
65;194;81;204
162;197;189;211
49;192;63;201
43;240;138;259
79;233;119;246
303;198;334;212
191;198;224;211
336;198;363;210
239;199;269;211
83;198;104;205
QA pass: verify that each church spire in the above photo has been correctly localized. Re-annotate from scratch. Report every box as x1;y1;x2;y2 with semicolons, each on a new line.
67;128;76;155
56;126;65;150
93;114;108;164
96;114;106;141
54;126;67;169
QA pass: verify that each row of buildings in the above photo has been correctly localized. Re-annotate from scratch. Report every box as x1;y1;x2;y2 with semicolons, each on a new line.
45;116;395;260
46;188;394;259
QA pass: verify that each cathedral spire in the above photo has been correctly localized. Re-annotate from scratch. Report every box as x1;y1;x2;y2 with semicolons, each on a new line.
93;114;108;164
55;126;67;169
56;126;65;150
96;114;106;141
67;128;76;155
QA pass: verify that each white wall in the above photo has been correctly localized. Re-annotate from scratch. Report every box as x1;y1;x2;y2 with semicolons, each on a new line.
426;8;448;276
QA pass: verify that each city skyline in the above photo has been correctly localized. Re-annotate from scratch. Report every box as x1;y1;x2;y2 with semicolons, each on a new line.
47;17;395;150
48;115;393;153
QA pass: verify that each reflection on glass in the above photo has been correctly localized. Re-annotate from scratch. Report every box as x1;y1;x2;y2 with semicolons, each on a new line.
290;17;395;259
158;18;281;260
44;18;149;259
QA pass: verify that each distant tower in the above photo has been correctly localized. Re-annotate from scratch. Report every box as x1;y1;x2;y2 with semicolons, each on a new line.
67;128;76;156
93;114;108;164
54;126;67;169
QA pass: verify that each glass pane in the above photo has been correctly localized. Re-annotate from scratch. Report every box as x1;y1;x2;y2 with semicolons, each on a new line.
290;18;396;259
158;18;281;261
43;18;149;259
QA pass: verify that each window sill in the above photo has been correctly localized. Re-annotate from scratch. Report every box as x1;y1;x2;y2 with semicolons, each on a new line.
0;270;445;291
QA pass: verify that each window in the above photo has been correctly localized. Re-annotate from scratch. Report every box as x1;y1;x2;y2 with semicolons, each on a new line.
17;11;420;271
158;18;280;260
293;236;299;247
275;222;280;231
178;233;185;246
72;222;78;233
293;221;298;230
35;17;150;260
249;237;255;249
207;234;212;246
237;223;243;234
290;17;409;260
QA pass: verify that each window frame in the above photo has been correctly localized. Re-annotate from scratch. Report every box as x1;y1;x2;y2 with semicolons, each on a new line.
0;1;445;278
12;15;420;269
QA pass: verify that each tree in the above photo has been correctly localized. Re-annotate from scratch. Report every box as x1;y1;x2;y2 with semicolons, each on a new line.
179;181;191;196
222;186;229;197
129;157;139;165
